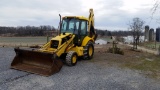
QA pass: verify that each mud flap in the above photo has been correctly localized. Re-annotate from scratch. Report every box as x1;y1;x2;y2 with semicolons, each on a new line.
11;48;63;76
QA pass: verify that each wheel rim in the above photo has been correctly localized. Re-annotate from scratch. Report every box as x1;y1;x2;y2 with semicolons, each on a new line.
72;55;77;63
89;46;93;56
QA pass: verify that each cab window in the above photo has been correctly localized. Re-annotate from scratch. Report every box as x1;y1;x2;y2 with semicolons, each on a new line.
80;21;87;35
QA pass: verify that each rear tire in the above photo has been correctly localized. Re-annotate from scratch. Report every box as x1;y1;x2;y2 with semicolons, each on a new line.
66;51;77;66
83;41;94;60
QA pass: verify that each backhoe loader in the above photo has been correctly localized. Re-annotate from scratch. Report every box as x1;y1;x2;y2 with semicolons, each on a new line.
11;8;97;76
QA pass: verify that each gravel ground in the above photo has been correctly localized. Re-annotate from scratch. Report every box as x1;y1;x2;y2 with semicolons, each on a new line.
0;47;160;90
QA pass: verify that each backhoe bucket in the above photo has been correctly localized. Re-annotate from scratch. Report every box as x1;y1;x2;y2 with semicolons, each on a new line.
11;48;63;76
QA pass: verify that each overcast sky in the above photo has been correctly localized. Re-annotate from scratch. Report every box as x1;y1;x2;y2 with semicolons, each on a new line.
0;0;160;30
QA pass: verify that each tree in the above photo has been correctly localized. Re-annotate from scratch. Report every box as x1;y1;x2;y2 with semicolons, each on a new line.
151;0;160;23
152;0;160;15
129;17;145;49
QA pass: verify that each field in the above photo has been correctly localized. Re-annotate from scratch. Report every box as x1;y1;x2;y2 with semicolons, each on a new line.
140;42;160;49
0;37;52;47
0;37;110;47
95;44;160;79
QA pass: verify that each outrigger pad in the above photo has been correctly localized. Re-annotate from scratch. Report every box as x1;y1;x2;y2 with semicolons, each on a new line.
11;48;63;76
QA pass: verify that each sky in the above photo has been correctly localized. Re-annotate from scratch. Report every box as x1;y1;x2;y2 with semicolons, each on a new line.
0;0;160;30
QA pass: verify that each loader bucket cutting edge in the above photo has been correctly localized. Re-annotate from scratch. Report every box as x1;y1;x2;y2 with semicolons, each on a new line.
11;48;63;76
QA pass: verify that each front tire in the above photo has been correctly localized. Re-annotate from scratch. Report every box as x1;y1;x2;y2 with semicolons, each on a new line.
83;41;94;60
66;51;77;66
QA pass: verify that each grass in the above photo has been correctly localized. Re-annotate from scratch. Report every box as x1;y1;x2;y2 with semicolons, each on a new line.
94;43;160;79
121;52;160;79
0;37;52;47
140;42;160;49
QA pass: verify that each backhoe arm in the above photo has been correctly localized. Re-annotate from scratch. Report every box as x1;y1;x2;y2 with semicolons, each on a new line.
88;9;97;41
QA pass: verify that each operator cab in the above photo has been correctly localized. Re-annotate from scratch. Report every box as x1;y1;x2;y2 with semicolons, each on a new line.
60;17;88;45
61;17;87;35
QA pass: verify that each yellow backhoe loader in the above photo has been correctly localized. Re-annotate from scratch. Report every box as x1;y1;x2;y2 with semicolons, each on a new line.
11;9;97;76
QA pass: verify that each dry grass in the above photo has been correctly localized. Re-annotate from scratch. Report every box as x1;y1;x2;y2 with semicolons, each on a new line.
94;43;160;79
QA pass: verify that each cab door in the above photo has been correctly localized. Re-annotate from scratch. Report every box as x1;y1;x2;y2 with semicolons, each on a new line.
78;20;87;45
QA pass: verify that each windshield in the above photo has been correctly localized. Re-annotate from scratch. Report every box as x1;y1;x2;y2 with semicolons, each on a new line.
61;18;80;33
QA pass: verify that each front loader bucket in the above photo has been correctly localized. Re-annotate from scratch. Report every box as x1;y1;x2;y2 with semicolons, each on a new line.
11;48;63;76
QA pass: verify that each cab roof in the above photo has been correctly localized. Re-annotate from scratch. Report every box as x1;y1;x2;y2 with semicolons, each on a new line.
62;16;88;21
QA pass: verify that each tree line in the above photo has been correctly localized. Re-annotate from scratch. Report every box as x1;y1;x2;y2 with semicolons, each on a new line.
95;29;134;36
0;25;139;37
0;25;56;36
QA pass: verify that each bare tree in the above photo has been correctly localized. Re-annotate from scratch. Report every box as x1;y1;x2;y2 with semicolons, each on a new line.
152;0;160;15
151;0;160;23
129;17;145;49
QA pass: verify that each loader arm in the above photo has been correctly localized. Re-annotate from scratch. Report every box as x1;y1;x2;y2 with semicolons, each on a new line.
54;34;75;57
39;34;75;57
